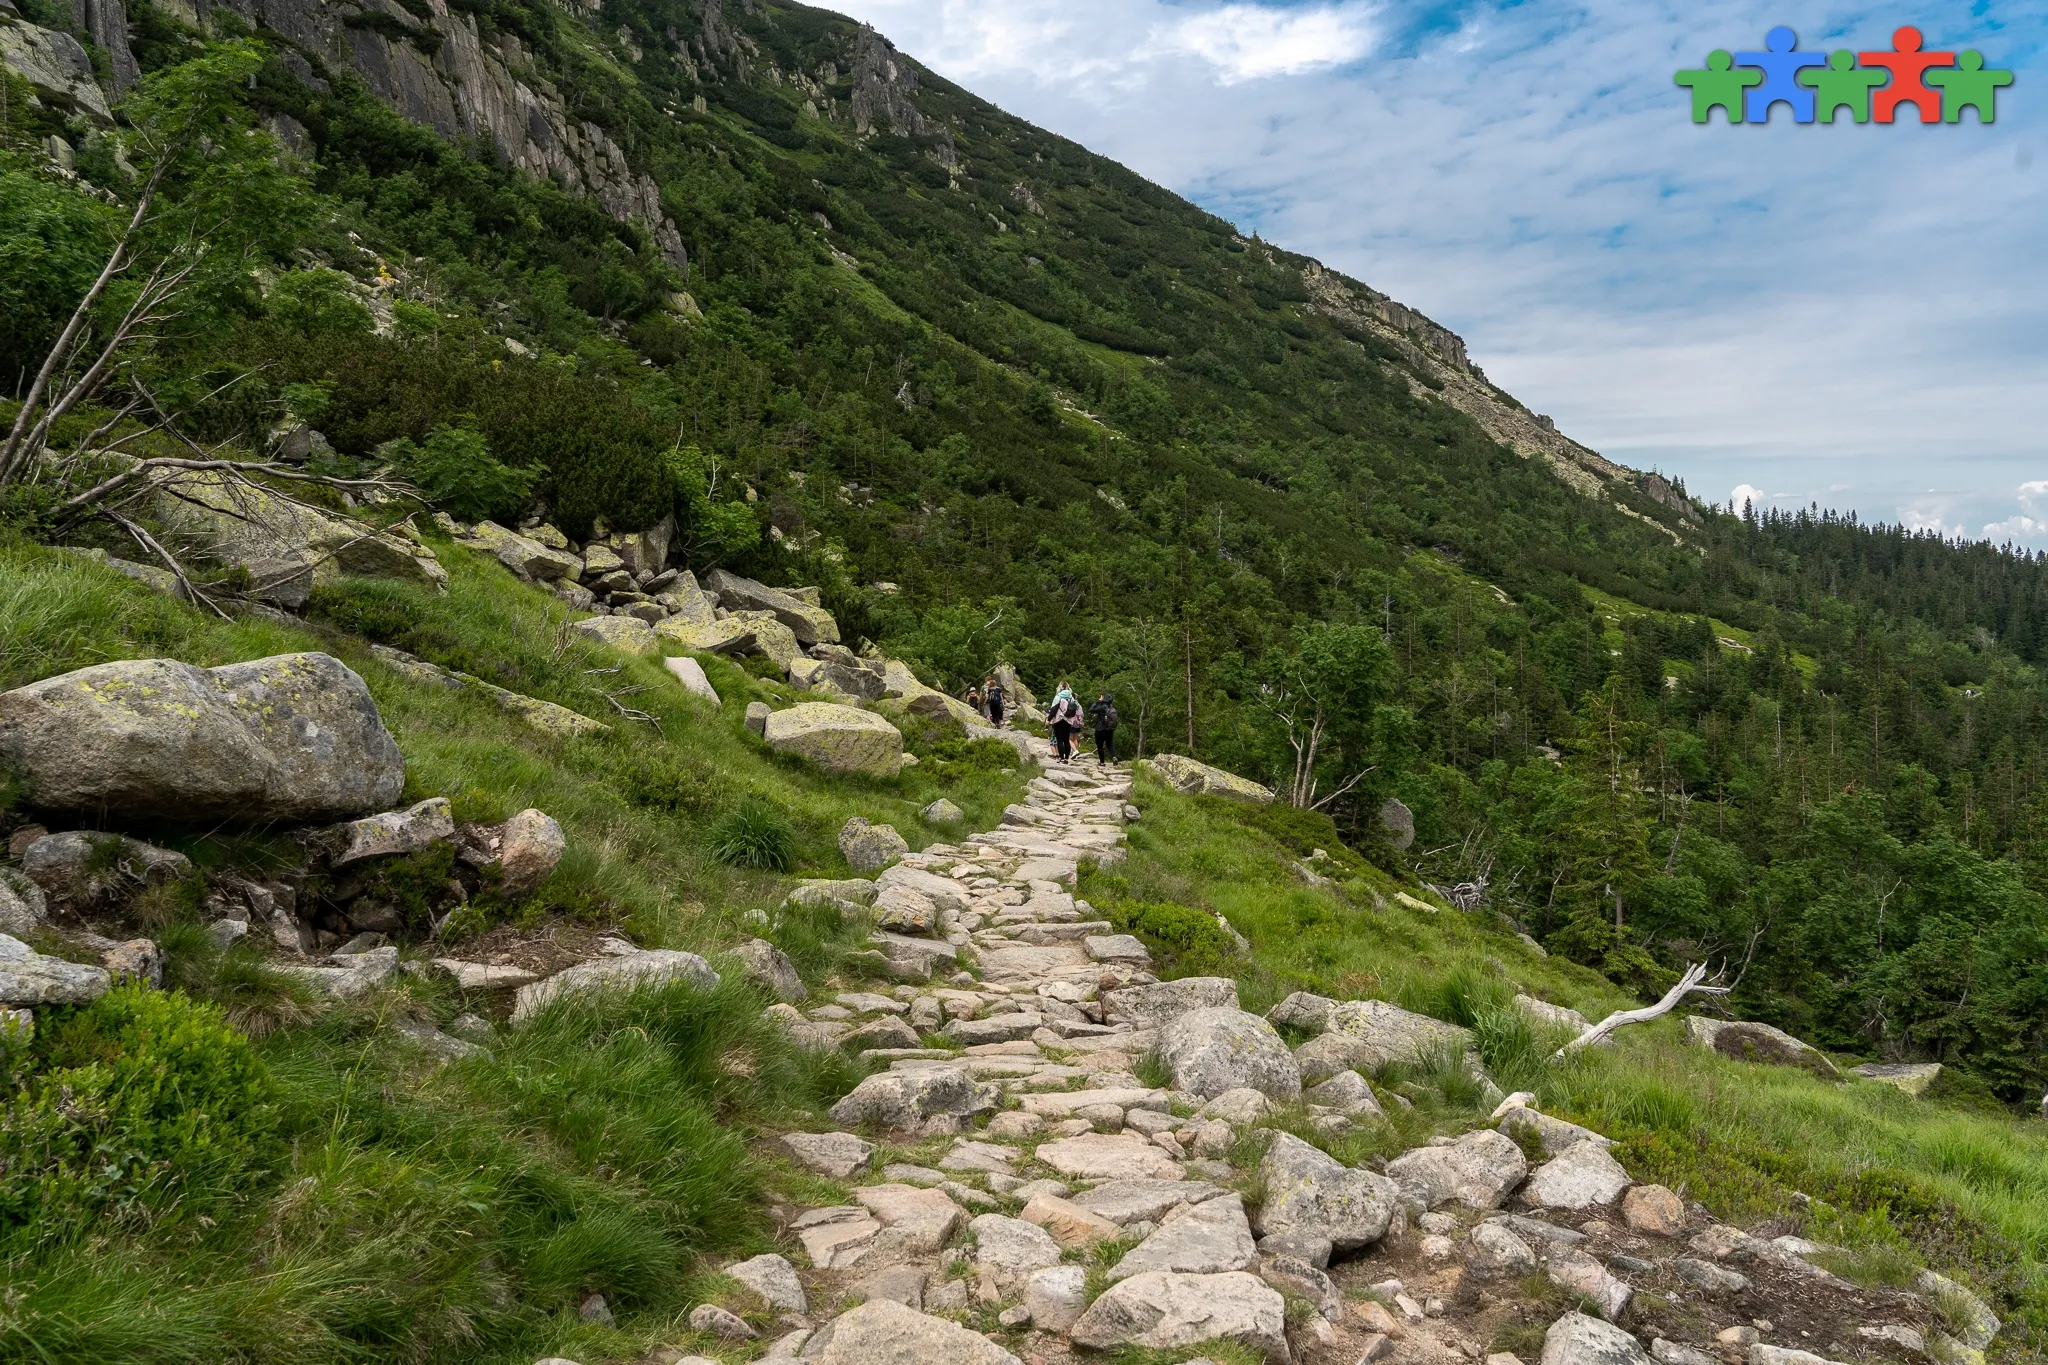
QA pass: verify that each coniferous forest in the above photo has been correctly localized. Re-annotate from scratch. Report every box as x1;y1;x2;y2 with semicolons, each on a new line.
6;0;2048;1103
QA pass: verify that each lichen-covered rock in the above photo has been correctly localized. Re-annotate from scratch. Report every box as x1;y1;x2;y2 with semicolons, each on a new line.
509;950;719;1023
1524;1139;1632;1210
1268;991;1338;1033
920;798;964;825
568;615;654;652
1159;1006;1302;1102
827;1065;996;1131
323;798;455;868
1325;999;1475;1070
1684;1016;1840;1079
1142;754;1275;805
656;616;757;654
1386;1129;1528;1211
839;817;908;873
731;611;803;670
0;653;404;824
805;1299;1020;1365
1541;1312;1652;1365
1304;1069;1384;1118
1068;1270;1288;1361
455;520;581;581
779;1131;874;1179
1107;1192;1258;1280
872;885;937;935
21;831;192;910
1516;994;1592;1035
704;569;841;646
0;932;110;1006
725;1252;807;1312
1101;976;1240;1029
764;703;904;777
1257;1130;1400;1257
1916;1269;2000;1350
156;470;447;606
1853;1062;1941;1096
1467;1221;1539;1277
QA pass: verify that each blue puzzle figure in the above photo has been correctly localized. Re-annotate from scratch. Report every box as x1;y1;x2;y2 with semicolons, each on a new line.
1736;26;1827;122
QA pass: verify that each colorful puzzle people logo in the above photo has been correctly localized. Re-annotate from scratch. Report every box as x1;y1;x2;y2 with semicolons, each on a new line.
1676;26;2011;124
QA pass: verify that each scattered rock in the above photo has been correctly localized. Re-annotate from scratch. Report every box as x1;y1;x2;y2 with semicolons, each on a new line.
1025;1264;1088;1332
1268;991;1338;1033
432;959;540;991
1109;1192;1258;1280
1378;797;1416;850
0;871;43;937
509;950;719;1024
1467;1221;1539;1277
921;799;964;825
1020;1193;1122;1247
854;1183;967;1254
1258;1131;1401;1261
1100;976;1239;1029
804;1299;1021;1365
1142;755;1276;805
22;830;192;910
664;654;722;707
704;569;841;646
1071;1179;1226;1225
0;932;110;1006
764;703;904;776
971;1212;1063;1283
1261;1252;1343;1322
1304;1069;1384;1119
1541;1311;1653;1365
1915;1269;1999;1350
579;1292;614;1327
1854;1062;1941;1096
1516;994;1593;1035
1068;1270;1289;1360
1159;1006;1303;1102
101;937;164;987
732;938;806;1001
1621;1184;1687;1237
494;810;566;897
321;797;455;867
1084;933;1150;963
568;615;655;653
839;817;909;873
1750;1348;1844;1365
1524;1139;1632;1210
827;1066;996;1132
1652;1341;1720;1365
1035;1132;1187;1182
1546;1248;1632;1320
779;1131;875;1179
725;1253;807;1312
1499;1106;1611;1156
1324;999;1475;1070
843;1015;921;1051
388;1014;485;1062
688;1303;755;1339
1673;1257;1749;1295
1684;1017;1841;1079
276;945;399;999
872;884;937;934
1386;1130;1529;1211
0;655;407;825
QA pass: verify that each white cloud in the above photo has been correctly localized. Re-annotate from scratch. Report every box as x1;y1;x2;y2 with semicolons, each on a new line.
1983;480;2048;546
1730;484;1764;516
1159;4;1379;84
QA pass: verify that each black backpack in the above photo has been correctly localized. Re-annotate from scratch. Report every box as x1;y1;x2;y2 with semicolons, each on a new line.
1093;698;1119;729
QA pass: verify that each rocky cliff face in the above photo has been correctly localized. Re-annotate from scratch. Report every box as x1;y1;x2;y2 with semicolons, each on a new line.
3;0;688;267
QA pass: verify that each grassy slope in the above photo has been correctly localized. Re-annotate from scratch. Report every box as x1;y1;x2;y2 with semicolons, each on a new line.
6;539;2048;1361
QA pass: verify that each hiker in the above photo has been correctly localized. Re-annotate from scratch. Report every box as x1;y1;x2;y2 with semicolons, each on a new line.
984;676;1005;728
1088;691;1119;766
1048;683;1084;763
964;684;982;717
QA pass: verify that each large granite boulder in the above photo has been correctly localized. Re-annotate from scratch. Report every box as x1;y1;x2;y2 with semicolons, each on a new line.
156;470;447;606
827;1065;997;1131
1542;1311;1653;1365
704;569;841;646
453;520;581;582
1142;754;1275;805
568;615;654;653
764;704;904;777
1256;1131;1400;1261
1158;1007;1302;1102
839;817;908;873
806;1299;1019;1365
1524;1139;1632;1210
1324;999;1475;1069
1684;1017;1840;1078
0;653;404;824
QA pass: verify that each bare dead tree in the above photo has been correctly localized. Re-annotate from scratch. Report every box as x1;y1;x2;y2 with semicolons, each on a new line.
1550;961;1731;1060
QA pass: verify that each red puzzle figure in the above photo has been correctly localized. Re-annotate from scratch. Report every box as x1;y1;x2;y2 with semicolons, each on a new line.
1859;25;1955;123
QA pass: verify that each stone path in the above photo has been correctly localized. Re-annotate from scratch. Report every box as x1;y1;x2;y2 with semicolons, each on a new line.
567;736;1993;1365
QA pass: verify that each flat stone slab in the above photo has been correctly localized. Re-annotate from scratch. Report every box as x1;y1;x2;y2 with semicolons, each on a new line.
1034;1132;1186;1181
1071;1179;1227;1225
779;1131;876;1179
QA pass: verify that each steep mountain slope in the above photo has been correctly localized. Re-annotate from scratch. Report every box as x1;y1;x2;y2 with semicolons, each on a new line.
7;0;2048;1109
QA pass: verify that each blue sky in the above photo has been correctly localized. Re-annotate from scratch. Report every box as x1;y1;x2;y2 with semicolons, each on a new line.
826;0;2048;546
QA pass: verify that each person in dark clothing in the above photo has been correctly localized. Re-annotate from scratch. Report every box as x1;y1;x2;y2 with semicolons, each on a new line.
1048;684;1083;762
984;677;1005;727
964;685;982;718
1088;693;1119;765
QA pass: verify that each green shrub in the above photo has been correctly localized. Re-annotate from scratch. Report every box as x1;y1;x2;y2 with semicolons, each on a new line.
380;421;542;524
306;576;427;643
1109;899;1239;976
709;798;799;872
0;985;280;1235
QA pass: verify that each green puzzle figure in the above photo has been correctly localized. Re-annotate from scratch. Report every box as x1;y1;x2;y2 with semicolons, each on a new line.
1801;50;1889;123
1926;51;2014;123
1675;51;1761;124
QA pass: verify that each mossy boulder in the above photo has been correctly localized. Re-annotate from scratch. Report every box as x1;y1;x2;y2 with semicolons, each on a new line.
764;703;903;777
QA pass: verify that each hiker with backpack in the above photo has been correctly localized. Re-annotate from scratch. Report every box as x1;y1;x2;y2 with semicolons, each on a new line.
984;676;1005;727
1048;683;1084;763
1088;691;1119;766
